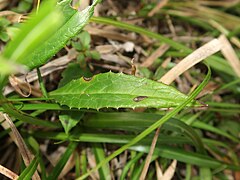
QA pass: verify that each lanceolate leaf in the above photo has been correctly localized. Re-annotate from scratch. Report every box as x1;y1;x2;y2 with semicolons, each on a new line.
2;0;99;71
23;0;99;70
2;0;62;71
50;72;200;109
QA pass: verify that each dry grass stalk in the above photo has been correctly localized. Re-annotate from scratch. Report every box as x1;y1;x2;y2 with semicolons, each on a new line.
0;164;19;180
9;76;32;97
218;34;240;77
141;44;170;67
1;113;40;180
208;20;240;49
155;160;163;179
197;0;240;7
0;11;28;23
140;127;161;180
160;160;177;180
59;154;75;179
148;0;169;17
160;38;222;84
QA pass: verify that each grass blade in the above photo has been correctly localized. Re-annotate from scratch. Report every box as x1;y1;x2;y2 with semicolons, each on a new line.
18;156;40;180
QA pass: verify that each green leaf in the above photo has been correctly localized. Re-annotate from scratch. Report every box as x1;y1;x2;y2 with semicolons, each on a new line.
2;0;63;68
120;152;144;180
59;111;84;134
30;131;239;171
83;112;205;152
1;0;100;73
50;72;199;109
200;167;212;180
79;31;91;50
18;155;40;180
0;31;9;42
22;0;100;70
85;50;101;60
130;145;238;170
192;121;239;143
78;63;211;180
92;143;111;180
58;62;92;88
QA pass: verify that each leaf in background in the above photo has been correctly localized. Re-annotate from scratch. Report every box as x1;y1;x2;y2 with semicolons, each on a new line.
84;112;205;153
2;0;63;68
217;120;240;138
58;62;92;88
79;31;91;50
50;72;200;109
1;0;99;72
59;111;84;134
131;145;239;170
22;0;100;70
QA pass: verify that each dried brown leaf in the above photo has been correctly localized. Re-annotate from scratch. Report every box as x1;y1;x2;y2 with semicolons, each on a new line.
0;164;19;180
160;38;222;85
141;44;170;67
148;0;169;17
1;113;40;180
218;34;240;77
160;160;177;180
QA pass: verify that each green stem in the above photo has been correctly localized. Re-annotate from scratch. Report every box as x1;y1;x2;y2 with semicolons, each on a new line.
37;68;49;98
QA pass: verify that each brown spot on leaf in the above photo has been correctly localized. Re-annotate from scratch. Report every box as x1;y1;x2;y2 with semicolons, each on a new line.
133;96;148;102
83;76;92;81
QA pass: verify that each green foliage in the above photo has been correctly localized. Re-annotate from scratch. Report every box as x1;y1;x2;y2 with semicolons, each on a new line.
59;111;84;134
70;31;101;66
1;0;63;74
50;72;200;109
58;62;92;88
12;0;33;13
0;17;10;42
92;143;111;180
18;155;40;180
0;0;239;179
0;0;99;75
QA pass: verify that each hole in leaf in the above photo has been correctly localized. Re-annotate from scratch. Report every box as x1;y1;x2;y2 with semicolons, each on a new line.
133;96;148;102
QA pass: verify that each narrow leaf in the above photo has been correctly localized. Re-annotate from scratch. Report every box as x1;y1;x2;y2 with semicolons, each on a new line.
84;112;205;152
2;0;62;67
18;156;40;180
23;0;100;70
50;72;199;109
131;145;239;170
92;143;111;180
